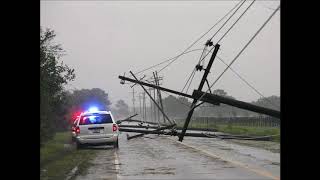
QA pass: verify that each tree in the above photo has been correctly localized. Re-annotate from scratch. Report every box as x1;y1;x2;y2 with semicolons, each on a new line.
213;89;235;99
251;95;280;117
162;95;191;119
196;89;236;117
213;89;227;97
40;27;75;145
111;100;130;119
67;88;111;113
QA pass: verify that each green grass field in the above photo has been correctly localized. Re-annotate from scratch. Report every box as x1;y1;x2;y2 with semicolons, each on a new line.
176;121;280;142
40;132;98;180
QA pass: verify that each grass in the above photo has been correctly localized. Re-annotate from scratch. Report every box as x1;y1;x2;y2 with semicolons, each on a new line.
214;124;280;142
40;132;98;180
40;132;72;165
175;121;280;142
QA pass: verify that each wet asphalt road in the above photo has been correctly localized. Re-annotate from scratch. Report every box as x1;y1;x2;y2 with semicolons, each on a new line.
75;132;280;180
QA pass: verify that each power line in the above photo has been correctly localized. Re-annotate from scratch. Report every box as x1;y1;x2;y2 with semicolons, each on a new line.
133;0;244;76
181;68;196;93
216;56;279;108
208;0;247;42
134;48;210;75
211;4;280;90
181;45;207;94
217;0;256;44
191;4;280;110
185;68;197;94
157;0;247;74
198;0;255;65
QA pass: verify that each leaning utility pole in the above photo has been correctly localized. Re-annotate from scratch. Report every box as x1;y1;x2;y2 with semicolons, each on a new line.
178;43;220;142
157;72;165;122
154;71;165;124
130;71;174;125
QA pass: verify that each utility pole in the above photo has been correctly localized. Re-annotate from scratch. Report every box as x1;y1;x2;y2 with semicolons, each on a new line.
154;71;165;124
153;85;157;123
130;71;174;125
131;87;136;114
178;44;220;142
143;92;146;122
139;93;142;120
149;87;153;122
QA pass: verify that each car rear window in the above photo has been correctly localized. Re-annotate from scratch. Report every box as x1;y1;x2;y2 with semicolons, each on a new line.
79;114;113;125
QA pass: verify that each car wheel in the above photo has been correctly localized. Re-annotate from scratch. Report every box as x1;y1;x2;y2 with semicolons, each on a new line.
114;138;119;148
76;142;84;150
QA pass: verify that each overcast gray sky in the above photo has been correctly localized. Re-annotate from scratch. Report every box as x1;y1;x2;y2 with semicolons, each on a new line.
40;0;280;107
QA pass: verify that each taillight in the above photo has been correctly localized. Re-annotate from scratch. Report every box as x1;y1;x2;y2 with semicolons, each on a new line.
75;126;80;134
112;124;118;132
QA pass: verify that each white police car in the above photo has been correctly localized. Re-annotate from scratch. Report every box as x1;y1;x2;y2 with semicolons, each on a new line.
72;107;119;149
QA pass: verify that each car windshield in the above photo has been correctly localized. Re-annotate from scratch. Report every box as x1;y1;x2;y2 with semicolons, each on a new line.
79;114;113;125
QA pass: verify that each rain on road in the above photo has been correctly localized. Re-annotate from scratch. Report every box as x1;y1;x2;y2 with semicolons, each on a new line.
75;131;280;180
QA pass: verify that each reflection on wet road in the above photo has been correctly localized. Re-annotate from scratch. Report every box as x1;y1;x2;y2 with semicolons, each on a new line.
75;132;280;180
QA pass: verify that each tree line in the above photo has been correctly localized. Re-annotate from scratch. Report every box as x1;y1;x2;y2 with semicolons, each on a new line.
160;89;280;119
40;27;130;145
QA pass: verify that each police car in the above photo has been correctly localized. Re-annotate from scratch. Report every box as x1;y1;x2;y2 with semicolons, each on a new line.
72;107;119;149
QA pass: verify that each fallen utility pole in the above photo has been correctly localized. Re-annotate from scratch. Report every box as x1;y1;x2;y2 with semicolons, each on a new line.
119;124;218;132
119;75;193;99
116;114;138;124
119;128;273;141
119;125;160;129
125;124;176;140
123;113;138;120
117;119;167;126
119;75;280;118
119;43;280;141
192;90;280;118
125;71;176;139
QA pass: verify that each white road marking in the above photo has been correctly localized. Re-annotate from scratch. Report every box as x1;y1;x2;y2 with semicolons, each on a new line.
167;137;280;180
114;150;121;180
66;164;79;180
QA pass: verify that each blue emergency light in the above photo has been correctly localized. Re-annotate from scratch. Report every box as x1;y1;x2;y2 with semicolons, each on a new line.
88;107;99;113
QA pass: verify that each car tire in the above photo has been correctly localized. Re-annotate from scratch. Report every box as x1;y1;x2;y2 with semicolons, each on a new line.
114;138;119;148
76;142;84;150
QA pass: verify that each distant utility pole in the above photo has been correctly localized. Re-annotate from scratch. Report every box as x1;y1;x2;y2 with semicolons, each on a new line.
153;86;156;123
148;87;153;122
143;92;146;122
139;93;142;120
147;74;163;123
131;87;136;114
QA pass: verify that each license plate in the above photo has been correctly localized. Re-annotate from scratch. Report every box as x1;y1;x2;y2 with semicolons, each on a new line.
92;129;101;133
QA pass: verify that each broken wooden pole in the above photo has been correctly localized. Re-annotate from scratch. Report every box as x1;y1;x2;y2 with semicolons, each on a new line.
192;90;280;119
130;71;175;125
124;124;176;140
120;128;273;141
